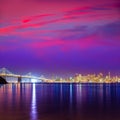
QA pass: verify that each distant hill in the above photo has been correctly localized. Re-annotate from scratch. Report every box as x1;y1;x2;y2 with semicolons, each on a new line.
0;76;7;84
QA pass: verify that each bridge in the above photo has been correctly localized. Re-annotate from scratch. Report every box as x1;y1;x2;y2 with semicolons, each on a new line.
0;68;48;83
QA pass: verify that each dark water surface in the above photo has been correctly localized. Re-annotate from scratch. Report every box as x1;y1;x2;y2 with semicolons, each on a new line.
0;83;120;120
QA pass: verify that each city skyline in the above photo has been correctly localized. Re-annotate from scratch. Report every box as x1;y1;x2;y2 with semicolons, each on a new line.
0;67;120;81
0;0;120;77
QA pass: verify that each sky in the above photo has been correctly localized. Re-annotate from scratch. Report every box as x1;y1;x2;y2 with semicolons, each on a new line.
0;0;120;77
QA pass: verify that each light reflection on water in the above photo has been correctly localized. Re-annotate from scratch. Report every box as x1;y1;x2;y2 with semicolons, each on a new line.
0;83;120;120
31;84;37;120
69;84;73;113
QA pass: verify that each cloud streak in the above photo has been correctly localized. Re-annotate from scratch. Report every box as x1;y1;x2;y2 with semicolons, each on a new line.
0;0;120;75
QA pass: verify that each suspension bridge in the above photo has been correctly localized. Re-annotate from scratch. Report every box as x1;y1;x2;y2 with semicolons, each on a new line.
0;68;48;83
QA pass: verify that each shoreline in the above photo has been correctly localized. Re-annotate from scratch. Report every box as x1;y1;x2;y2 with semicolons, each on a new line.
3;82;120;84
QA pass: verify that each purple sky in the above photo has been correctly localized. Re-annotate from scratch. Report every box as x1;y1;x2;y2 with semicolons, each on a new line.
0;0;120;77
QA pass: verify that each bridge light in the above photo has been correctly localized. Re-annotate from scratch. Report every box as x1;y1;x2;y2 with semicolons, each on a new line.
31;79;37;83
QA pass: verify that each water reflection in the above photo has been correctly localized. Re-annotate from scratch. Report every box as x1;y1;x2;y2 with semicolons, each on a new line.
70;84;73;104
76;84;82;105
69;84;73;113
0;83;120;120
31;84;37;120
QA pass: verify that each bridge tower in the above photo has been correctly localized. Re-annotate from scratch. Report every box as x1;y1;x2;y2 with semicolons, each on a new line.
1;68;6;74
28;72;32;82
0;67;19;83
18;76;22;83
0;67;13;75
25;72;32;82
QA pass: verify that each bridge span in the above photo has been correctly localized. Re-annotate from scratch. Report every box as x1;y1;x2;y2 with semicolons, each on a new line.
0;68;48;83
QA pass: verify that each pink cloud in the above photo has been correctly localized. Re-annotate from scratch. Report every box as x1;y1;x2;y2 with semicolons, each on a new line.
25;34;99;53
28;40;64;49
22;13;55;23
0;1;119;37
22;19;31;23
0;45;18;52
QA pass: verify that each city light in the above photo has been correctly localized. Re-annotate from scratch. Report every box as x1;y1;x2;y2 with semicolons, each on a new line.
0;68;120;83
31;79;37;83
